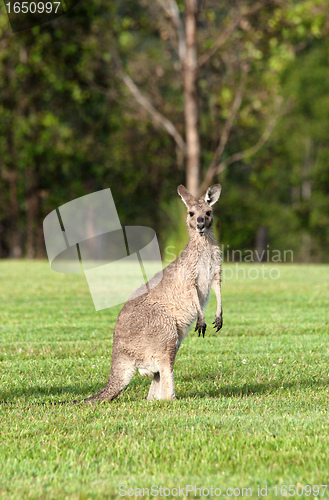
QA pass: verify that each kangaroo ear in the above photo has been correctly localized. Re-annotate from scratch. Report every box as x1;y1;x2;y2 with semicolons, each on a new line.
203;184;222;206
177;185;196;208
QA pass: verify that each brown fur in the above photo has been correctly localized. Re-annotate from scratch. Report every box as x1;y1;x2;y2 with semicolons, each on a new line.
84;184;223;403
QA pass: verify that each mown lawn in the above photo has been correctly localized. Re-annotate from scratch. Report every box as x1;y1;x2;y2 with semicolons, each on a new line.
0;261;328;499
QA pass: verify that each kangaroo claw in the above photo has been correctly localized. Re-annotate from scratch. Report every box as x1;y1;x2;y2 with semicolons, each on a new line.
195;321;207;337
212;315;223;332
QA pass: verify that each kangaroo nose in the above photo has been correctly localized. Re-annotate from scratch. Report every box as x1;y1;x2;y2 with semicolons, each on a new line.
197;216;205;231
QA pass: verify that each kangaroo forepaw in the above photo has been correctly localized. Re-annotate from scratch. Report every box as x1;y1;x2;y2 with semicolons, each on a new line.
195;320;207;338
212;315;223;332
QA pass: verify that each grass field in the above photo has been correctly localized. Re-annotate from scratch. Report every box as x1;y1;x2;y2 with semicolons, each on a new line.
0;261;329;499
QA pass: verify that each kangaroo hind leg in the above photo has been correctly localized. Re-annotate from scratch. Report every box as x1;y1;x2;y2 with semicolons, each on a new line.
84;355;136;404
147;372;161;401
146;364;175;401
159;362;176;400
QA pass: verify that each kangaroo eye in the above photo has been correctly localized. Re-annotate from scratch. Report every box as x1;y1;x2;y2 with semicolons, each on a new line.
206;211;211;217
189;212;194;217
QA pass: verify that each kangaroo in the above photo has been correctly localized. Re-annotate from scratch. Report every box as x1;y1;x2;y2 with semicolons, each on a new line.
84;184;223;403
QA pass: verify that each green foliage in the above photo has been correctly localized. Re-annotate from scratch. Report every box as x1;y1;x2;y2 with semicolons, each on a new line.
0;261;329;497
268;38;329;261
0;0;329;260
160;198;188;263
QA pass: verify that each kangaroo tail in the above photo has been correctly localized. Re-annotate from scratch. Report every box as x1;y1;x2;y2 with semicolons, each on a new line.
83;357;136;404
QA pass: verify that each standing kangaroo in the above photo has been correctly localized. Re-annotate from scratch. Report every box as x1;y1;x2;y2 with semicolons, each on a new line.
84;184;223;403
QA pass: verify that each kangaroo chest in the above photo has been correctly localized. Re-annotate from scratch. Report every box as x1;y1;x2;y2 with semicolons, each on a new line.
195;244;219;306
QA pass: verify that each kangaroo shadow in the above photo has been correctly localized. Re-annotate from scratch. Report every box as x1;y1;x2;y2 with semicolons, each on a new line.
0;382;103;403
1;373;327;404
182;375;329;399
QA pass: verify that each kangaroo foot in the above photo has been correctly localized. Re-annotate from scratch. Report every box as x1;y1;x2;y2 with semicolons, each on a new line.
195;320;207;337
213;315;223;332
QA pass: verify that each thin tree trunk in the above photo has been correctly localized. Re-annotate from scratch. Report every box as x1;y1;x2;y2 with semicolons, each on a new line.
6;129;22;259
255;225;268;262
184;0;200;197
26;166;38;259
36;189;48;258
0;173;7;258
36;219;45;259
8;171;22;258
0;223;4;258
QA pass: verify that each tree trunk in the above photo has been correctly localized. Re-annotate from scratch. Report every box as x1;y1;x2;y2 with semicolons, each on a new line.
8;171;22;258
6;128;22;258
255;225;268;262
36;223;45;259
36;189;48;258
184;0;200;197
26;166;38;259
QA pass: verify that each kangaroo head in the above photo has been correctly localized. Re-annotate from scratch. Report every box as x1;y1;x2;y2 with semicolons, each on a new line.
177;184;222;236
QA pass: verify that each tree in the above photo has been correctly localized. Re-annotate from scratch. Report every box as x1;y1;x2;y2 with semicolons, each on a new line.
98;0;327;197
0;3;119;257
272;37;329;261
0;0;328;259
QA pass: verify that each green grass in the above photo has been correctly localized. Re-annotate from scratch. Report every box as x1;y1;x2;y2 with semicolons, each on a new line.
0;261;329;499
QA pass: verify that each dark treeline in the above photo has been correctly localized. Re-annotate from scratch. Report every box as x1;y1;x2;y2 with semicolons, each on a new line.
0;0;329;261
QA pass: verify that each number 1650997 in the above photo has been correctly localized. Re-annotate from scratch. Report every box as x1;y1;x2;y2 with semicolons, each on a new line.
6;2;61;14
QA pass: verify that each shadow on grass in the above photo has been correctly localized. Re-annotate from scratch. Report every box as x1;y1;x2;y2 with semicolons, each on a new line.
1;375;328;404
0;374;149;403
0;382;101;403
184;376;329;399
